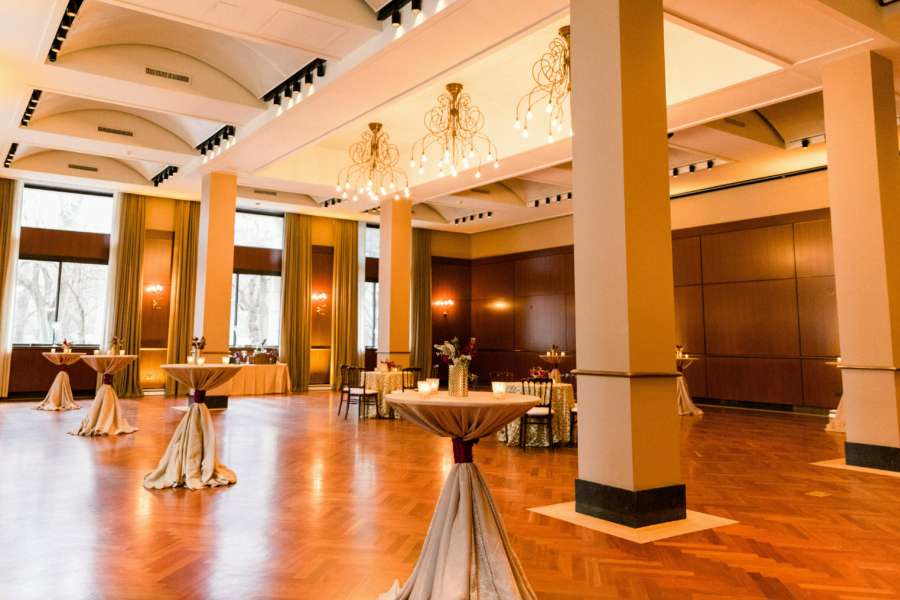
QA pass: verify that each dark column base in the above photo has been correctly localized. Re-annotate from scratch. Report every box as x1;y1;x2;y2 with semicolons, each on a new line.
845;441;900;473
189;394;229;409
575;479;686;528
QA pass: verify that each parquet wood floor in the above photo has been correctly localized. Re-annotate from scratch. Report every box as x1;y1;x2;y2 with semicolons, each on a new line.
0;394;896;599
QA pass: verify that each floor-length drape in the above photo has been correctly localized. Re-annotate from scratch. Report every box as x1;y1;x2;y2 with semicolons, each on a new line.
109;194;146;398
410;228;432;376
165;200;200;395
281;213;312;393
0;178;22;397
330;219;360;390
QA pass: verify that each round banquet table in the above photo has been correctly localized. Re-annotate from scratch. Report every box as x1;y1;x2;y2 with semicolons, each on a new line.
379;391;540;600
34;352;84;412
69;355;138;436
143;364;243;491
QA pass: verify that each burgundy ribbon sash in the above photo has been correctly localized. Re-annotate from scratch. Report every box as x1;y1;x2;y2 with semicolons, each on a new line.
193;389;206;404
102;374;112;385
452;438;476;464
59;364;66;373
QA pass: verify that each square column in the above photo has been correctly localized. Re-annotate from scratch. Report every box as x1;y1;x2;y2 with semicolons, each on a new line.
377;198;412;366
571;0;684;527
193;173;236;407
823;51;900;470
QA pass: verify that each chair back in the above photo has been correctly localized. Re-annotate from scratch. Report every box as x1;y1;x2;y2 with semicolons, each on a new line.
401;367;422;390
339;365;351;390
522;378;553;409
346;366;365;389
430;364;440;379
562;372;577;398
490;371;513;383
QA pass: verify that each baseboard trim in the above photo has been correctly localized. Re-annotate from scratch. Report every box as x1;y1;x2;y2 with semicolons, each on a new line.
575;479;686;529
845;441;900;473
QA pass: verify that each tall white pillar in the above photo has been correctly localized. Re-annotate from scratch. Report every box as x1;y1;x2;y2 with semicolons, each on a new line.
571;0;683;527
823;51;900;471
377;198;412;366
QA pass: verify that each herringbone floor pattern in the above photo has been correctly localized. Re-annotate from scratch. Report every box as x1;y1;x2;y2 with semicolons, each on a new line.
0;393;894;599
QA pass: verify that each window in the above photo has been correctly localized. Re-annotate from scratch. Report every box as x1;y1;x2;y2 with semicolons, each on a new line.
234;212;284;249
363;281;378;348
14;259;108;345
230;273;281;347
21;186;114;234
365;226;380;258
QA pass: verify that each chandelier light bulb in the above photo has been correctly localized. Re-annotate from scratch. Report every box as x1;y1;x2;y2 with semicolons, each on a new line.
353;195;358;201
494;161;499;168
438;160;443;167
343;192;347;198
469;149;474;158
548;135;553;143
546;103;553;112
390;181;395;189
445;150;450;158
410;160;416;167
487;153;492;162
421;154;427;162
551;119;557;127
439;171;444;178
394;194;399;200
557;125;563;132
476;171;481;178
527;111;533;120
380;187;386;195
515;26;571;151
419;167;424;174
515;120;520;129
336;185;341;192
570;128;573;136
523;129;529;138
345;182;350;189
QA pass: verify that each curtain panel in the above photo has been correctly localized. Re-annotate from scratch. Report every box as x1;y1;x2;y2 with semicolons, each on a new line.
165;200;200;395
410;228;433;376
330;219;361;390
110;193;146;398
0;178;21;397
281;213;312;393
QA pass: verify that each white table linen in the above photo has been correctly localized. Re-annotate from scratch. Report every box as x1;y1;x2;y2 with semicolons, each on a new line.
676;357;703;416
34;352;84;412
498;382;575;447
68;355;138;436
209;363;291;397
380;391;539;600
143;365;243;490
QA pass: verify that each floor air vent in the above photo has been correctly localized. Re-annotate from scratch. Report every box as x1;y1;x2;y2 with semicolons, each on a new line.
98;126;134;137
145;67;191;84
68;164;98;172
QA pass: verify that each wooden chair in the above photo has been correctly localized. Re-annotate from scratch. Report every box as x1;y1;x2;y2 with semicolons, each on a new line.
490;372;514;383
401;367;422;391
347;367;379;420
430;364;440;379
562;373;578;445
338;365;354;416
520;378;555;452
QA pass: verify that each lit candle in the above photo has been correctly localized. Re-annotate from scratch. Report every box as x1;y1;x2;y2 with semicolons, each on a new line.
427;378;439;394
119;350;125;355
51;348;56;353
187;356;195;365
222;357;230;364
492;381;506;399
107;349;113;356
684;354;689;358
561;351;565;356
418;381;431;398
837;356;842;363
197;357;206;366
93;349;99;355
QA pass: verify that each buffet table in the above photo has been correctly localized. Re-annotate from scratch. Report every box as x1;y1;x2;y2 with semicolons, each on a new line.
208;363;291;397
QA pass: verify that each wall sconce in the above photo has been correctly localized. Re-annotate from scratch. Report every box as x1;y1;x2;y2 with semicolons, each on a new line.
147;284;164;309
435;299;454;316
312;293;328;316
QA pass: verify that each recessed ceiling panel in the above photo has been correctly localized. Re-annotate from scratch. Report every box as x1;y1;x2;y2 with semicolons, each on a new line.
259;10;348;50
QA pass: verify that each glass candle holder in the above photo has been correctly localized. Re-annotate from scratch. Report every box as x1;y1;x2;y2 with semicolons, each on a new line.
222;357;230;364
492;381;506;399
418;381;431;398
187;356;195;365
119;350;125;355
93;350;99;355
50;348;56;353
427;378;439;394
197;357;206;366
107;349;113;356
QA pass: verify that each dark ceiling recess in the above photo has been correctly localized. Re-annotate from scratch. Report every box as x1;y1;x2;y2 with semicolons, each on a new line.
262;59;327;105
48;0;83;63
880;0;900;5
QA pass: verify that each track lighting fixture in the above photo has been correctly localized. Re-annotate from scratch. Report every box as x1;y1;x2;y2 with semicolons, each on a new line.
556;195;561;202
152;166;178;187
283;87;291;100
455;218;459;224
545;197;551;204
293;79;302;94
412;0;422;12
392;11;401;26
273;94;282;106
802;139;810;149
707;160;714;170
21;90;42;127
4;143;18;168
305;71;313;86
673;168;679;178
534;200;539;208
689;165;696;174
196;125;236;157
567;192;572;200
316;63;326;78
488;212;492;218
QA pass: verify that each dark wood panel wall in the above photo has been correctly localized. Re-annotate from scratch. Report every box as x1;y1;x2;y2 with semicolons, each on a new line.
310;246;333;385
139;230;174;389
672;210;842;409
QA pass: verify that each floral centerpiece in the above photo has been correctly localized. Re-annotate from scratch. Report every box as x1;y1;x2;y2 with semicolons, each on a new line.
108;336;120;355
434;337;477;397
529;367;549;378
61;339;71;353
191;336;206;362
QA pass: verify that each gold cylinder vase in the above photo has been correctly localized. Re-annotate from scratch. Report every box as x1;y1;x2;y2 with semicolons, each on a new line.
448;364;469;397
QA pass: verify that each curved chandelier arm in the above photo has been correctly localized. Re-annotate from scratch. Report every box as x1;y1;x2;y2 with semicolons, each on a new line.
337;124;409;201
514;26;572;140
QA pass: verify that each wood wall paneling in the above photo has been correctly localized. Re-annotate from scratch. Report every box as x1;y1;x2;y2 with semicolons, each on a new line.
432;302;472;349
233;246;283;274
432;262;472;302
701;224;796;284
141;234;173;350
431;260;472;351
706;357;803;405
139;348;168;389
471;298;515;350
797;276;840;357
9;347;98;394
514;254;568;297
514;294;567;352
20;227;110;262
310;348;331;385
801;359;842;409
471;262;514;300
672;237;702;286
311;250;334;349
674;285;705;354
704;279;800;356
566;293;576;353
794;220;835;277
682;356;707;399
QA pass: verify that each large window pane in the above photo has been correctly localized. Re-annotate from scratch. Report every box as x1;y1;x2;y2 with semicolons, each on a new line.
364;281;378;348
21;188;113;234
365;226;380;258
14;260;60;344
231;274;281;346
234;213;284;250
56;263;108;345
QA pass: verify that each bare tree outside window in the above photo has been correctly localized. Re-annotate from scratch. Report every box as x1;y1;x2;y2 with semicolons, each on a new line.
234;212;283;249
230;274;281;347
364;281;378;348
14;260;59;344
365;226;380;258
21;188;113;233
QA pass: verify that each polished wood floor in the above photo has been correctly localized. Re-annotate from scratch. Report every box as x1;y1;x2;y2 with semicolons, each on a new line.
1;393;896;599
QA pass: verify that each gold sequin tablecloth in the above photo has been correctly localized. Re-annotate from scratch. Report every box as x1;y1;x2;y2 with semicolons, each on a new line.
497;382;575;447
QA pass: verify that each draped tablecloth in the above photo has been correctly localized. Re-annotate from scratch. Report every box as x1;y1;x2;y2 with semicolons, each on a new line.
380;391;539;600
365;371;416;418
209;363;291;397
497;382;575;447
34;352;84;411
676;357;703;416
69;355;138;436
143;365;243;490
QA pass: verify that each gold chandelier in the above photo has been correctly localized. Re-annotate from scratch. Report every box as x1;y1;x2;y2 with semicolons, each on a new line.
336;123;409;201
410;83;499;180
515;25;571;142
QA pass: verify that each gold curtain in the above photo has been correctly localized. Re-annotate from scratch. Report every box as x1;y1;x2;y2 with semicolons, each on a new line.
110;193;146;398
330;219;360;390
281;213;312;393
165;200;200;395
0;178;19;397
410;228;433;375
0;179;16;322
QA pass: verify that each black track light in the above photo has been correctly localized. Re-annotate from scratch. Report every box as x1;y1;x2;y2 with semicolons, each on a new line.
802;139;810;149
707;160;714;170
293;79;302;94
283;86;291;99
534;200;539;208
61;15;72;30
455;218;459;225
50;40;62;53
213;136;221;147
56;29;67;42
392;11;401;26
66;1;78;18
479;213;483;219
463;216;467;223
689;164;696;174
316;62;325;77
273;94;281;106
545;197;550;204
305;71;313;86
673;168;679;178
556;195;561;202
412;0;422;12
567;192;572;200
488;212;492;218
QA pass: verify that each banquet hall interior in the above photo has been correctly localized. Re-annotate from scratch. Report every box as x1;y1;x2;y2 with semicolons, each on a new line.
5;0;900;598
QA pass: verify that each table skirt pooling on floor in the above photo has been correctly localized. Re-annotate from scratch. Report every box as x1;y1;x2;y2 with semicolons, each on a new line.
497;382;575;447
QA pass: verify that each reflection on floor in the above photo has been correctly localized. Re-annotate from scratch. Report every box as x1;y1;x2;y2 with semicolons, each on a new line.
2;393;894;599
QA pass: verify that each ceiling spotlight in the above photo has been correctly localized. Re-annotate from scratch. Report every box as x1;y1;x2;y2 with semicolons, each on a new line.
213;136;221;147
56;30;67;42
455;218;459;224
487;212;492;218
392;11;401;26
273;94;282;106
222;129;230;141
283;86;291;99
305;71;313;86
479;213;483;219
545;197;550;204
534;200;539;207
707;160;714;169
462;217;467;223
567;192;572;199
673;167;679;178
66;1;79;17
802;139;810;149
412;0;423;12
316;62;326;78
556;195;561;202
293;79;302;94
61;15;72;30
689;164;696;174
